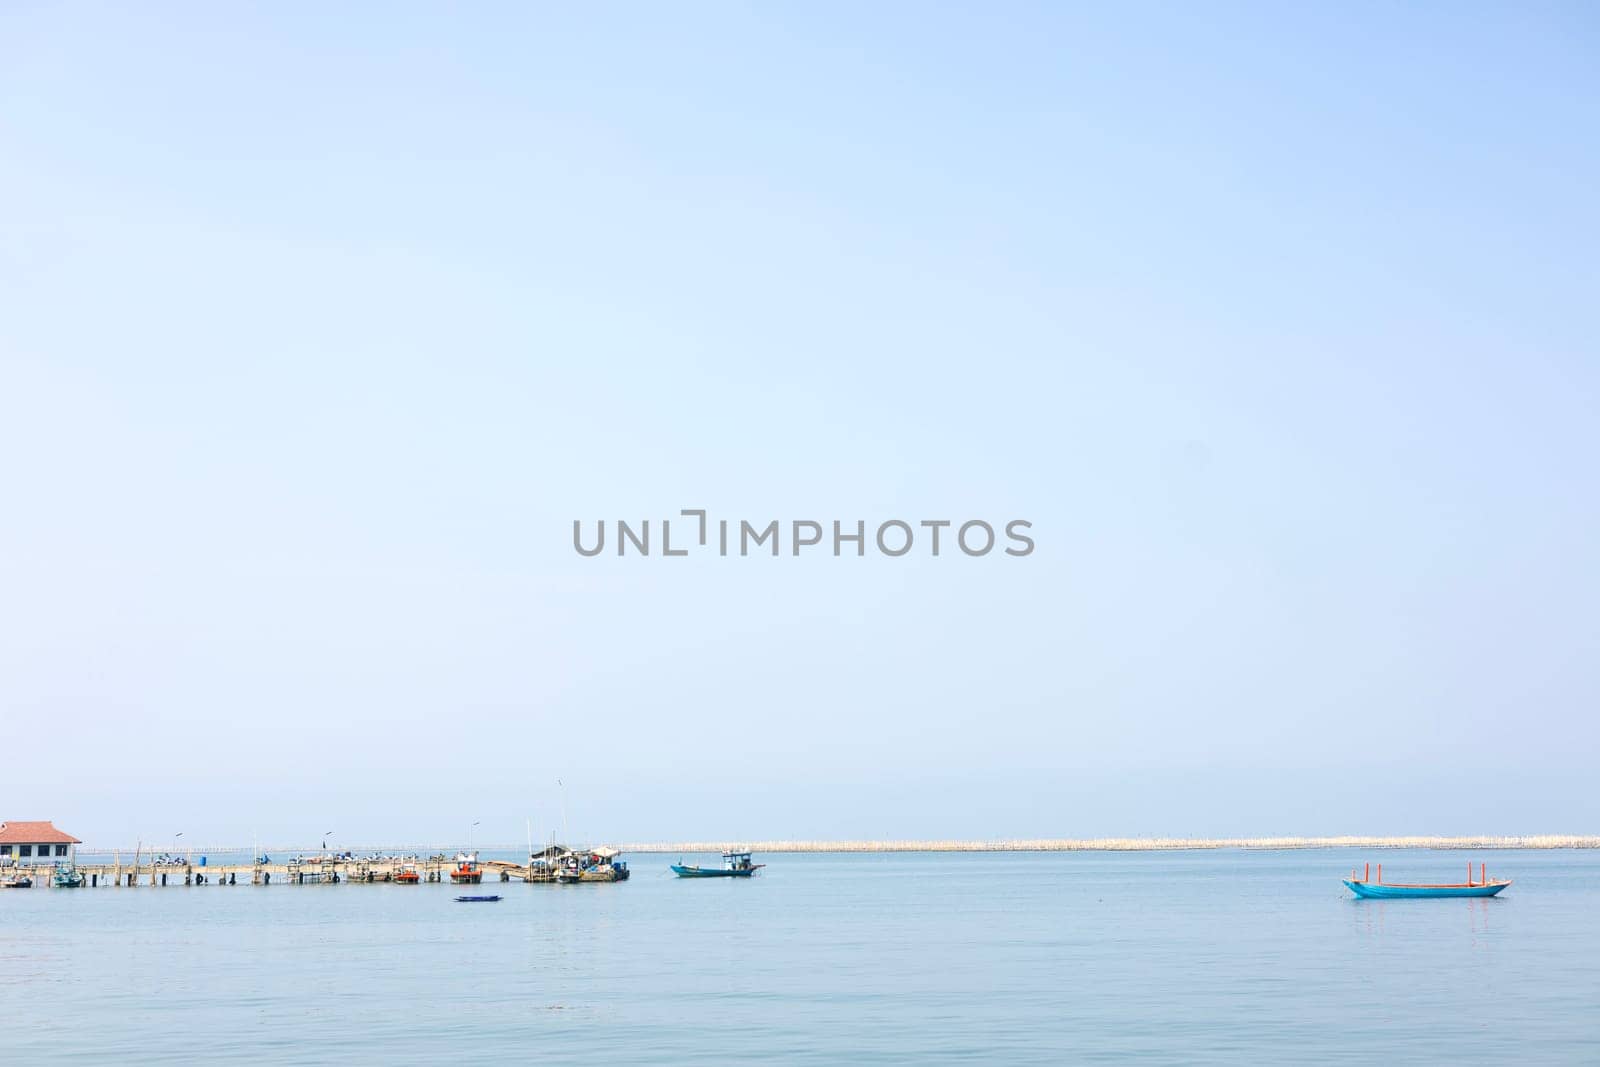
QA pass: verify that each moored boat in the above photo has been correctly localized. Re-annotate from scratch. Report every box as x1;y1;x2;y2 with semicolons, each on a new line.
449;852;483;884
51;865;85;888
393;861;421;884
1;873;33;889
549;846;629;883
1344;861;1511;899
672;850;765;878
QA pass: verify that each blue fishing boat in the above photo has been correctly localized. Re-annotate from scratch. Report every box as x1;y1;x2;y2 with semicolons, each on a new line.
51;865;85;888
1344;861;1510;899
454;894;501;902
672;850;764;878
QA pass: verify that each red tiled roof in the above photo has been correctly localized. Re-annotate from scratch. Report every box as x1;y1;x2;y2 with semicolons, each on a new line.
0;821;82;844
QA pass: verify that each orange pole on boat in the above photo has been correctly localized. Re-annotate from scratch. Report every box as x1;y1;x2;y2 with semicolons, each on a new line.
1364;862;1370;882
1377;863;1381;884
1468;861;1473;886
1481;862;1486;884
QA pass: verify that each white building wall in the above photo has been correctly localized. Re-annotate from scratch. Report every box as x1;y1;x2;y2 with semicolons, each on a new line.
0;842;76;866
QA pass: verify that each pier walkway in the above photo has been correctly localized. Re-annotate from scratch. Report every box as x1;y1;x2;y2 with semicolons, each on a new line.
9;858;550;888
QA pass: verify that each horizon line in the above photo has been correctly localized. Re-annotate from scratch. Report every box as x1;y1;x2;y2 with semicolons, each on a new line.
68;834;1600;854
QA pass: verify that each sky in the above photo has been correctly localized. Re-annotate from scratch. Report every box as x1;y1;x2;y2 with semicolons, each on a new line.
2;2;1597;848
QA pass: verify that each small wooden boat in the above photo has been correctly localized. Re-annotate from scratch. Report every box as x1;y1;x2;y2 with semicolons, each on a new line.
449;852;483;884
672;850;765;878
454;894;501;902
1344;861;1511;899
0;874;33;889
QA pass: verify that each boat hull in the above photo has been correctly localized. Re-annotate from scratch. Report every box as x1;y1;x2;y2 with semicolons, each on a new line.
671;865;758;878
1344;880;1510;899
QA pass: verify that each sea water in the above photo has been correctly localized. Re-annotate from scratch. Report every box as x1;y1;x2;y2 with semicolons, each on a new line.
2;849;1597;1063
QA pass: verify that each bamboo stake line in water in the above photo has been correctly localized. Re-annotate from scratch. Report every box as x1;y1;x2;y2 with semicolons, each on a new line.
67;833;1600;859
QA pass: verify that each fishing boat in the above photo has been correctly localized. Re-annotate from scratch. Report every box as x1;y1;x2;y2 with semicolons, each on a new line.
393;861;421;884
454;894;501;903
0;873;33;889
51;866;85;888
671;850;765;878
1344;861;1511;899
549;846;629;883
449;852;483;884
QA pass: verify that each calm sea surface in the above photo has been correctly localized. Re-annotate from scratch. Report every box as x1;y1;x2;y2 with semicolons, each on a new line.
3;849;1597;1063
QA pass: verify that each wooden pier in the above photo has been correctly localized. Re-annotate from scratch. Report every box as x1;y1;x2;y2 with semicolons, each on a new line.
8;858;555;888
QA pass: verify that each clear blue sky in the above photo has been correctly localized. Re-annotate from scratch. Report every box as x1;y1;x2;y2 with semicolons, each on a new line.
2;3;1596;846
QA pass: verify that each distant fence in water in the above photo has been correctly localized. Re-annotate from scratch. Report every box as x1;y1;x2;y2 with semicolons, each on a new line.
622;836;1600;852
72;835;1600;857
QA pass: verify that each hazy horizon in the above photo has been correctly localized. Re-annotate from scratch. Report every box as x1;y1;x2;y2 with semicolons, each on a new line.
3;3;1597;844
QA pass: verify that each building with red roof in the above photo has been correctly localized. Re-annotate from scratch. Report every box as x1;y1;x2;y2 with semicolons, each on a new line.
0;820;82;866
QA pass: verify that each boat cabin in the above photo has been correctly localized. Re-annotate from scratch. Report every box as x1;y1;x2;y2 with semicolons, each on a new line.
562;847;619;874
722;850;755;872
